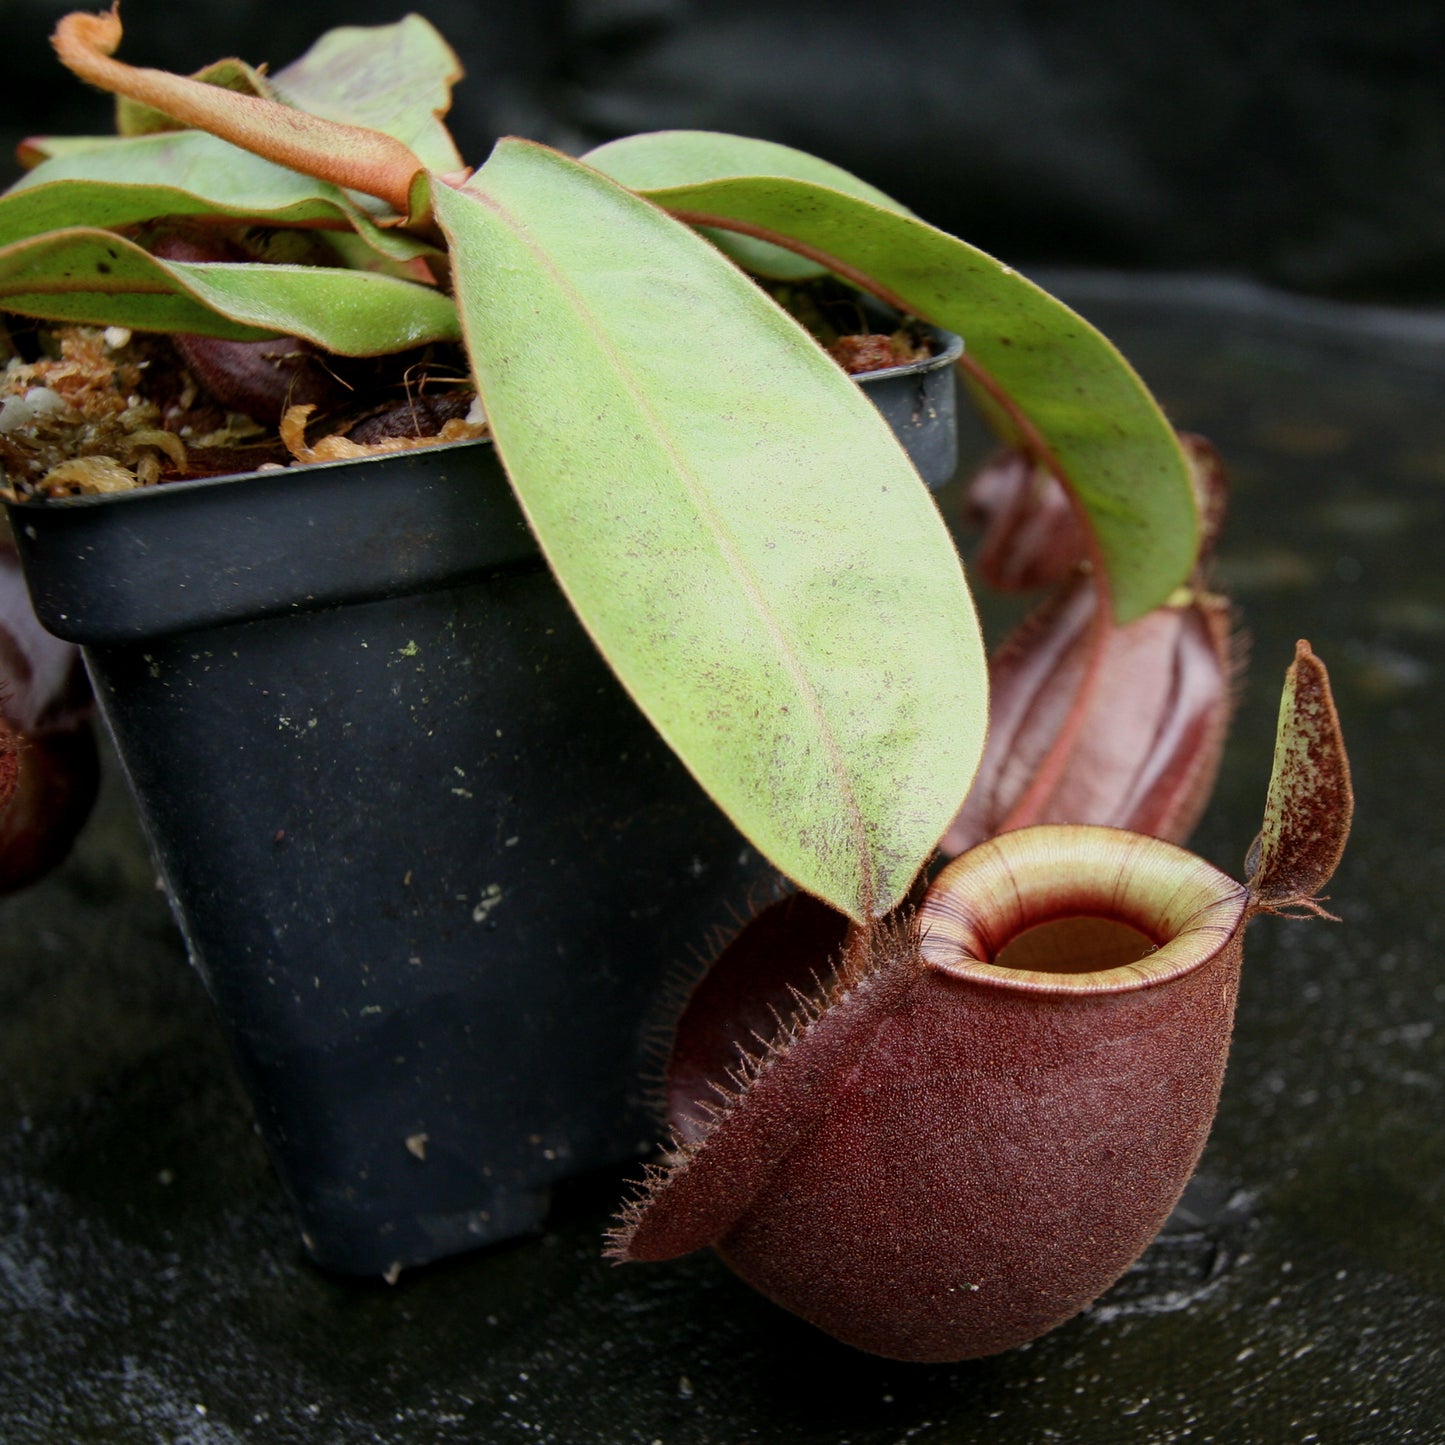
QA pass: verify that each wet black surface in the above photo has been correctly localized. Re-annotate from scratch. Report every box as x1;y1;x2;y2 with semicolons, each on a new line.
4;275;1444;1442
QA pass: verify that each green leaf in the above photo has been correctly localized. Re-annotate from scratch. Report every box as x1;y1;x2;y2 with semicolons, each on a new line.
270;15;464;174
1;132;432;262
15;135;120;167
0;227;459;353
432;144;988;922
587;131;912;281
594;132;1198;622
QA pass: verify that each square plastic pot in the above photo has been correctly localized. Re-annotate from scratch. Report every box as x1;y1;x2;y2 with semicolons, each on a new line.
2;333;960;1274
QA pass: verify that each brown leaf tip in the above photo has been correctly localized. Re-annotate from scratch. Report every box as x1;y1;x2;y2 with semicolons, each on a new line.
52;8;124;70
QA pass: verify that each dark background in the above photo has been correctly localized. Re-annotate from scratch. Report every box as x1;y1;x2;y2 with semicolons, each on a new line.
6;4;1445;1440
5;0;1444;302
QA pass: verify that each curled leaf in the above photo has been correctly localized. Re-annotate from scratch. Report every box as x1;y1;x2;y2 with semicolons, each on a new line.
52;8;424;216
116;54;276;137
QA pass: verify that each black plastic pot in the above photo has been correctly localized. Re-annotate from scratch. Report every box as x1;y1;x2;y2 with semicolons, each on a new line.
3;337;961;1275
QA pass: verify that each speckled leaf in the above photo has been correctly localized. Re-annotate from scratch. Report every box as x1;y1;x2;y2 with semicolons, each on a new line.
432;143;988;922
0;132;432;262
1247;640;1353;912
268;15;463;174
591;132;1197;622
0;227;458;352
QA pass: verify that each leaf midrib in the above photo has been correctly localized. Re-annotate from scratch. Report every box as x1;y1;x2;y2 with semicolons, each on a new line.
460;176;876;913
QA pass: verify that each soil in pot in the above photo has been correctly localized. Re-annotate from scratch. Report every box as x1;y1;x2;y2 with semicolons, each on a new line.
0;273;943;499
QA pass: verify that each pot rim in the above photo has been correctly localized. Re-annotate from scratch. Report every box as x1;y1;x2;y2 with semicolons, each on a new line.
849;326;963;381
1;435;494;513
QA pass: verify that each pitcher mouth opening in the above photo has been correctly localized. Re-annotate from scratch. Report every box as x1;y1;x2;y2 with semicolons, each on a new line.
991;914;1158;974
917;824;1248;995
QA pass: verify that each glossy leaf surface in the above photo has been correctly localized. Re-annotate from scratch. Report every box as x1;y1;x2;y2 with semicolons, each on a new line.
433;144;987;921
592;131;1197;622
0;227;459;351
